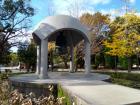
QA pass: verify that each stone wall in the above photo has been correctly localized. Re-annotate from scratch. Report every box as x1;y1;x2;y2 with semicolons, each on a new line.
9;80;58;98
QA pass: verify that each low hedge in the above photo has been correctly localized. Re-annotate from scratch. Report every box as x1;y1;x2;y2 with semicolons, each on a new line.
0;73;9;80
97;71;140;89
111;78;140;89
98;72;140;82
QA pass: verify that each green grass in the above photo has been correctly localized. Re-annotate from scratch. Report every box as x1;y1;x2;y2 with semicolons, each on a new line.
97;72;140;89
111;78;140;89
58;84;72;105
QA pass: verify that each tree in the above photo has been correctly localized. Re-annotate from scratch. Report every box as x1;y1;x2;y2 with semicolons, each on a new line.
66;0;82;18
74;40;85;70
0;0;34;64
46;0;55;16
79;12;110;69
9;52;19;66
80;12;110;54
0;40;11;64
18;40;36;72
48;42;55;71
103;14;140;72
17;41;28;65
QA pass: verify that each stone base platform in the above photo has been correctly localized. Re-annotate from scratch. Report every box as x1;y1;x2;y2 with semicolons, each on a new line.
9;72;110;84
9;72;140;105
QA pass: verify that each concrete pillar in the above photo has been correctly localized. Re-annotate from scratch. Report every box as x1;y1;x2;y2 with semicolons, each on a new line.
84;40;91;74
69;45;74;72
36;45;41;75
39;39;49;79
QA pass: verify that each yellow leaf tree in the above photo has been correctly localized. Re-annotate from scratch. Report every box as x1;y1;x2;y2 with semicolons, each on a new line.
48;42;55;71
103;14;140;71
48;42;55;52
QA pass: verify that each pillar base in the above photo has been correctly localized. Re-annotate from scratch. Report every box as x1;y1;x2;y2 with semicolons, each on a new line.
84;71;91;77
39;74;49;79
69;70;74;73
35;71;39;75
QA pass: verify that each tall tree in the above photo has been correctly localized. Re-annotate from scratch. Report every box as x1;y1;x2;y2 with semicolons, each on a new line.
46;0;55;16
0;0;34;64
18;40;36;72
0;39;11;64
103;14;140;72
75;12;110;69
80;12;110;54
66;0;82;18
9;52;19;66
48;42;55;71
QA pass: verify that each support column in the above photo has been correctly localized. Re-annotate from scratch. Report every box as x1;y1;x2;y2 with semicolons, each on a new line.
84;40;91;74
39;39;49;79
69;45;74;72
36;45;41;75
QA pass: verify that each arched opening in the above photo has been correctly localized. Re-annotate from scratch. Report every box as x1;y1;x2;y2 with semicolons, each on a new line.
47;28;88;73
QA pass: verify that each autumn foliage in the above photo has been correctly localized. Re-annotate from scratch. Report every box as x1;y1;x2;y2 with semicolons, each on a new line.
103;14;140;57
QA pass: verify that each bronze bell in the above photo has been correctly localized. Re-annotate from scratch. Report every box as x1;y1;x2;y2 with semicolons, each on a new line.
55;31;68;55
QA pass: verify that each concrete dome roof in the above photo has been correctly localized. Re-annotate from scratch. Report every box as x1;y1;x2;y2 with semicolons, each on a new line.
32;15;89;46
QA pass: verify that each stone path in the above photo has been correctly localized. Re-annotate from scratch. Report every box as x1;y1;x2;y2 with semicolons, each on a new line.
62;81;140;105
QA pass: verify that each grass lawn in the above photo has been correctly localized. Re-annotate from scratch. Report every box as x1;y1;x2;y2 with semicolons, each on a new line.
96;71;140;89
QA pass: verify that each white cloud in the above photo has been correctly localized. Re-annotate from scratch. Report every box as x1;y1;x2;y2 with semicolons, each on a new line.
136;12;140;16
100;9;122;20
101;9;117;15
10;30;32;52
52;0;111;17
52;0;69;14
129;0;136;4
89;0;111;5
80;8;96;16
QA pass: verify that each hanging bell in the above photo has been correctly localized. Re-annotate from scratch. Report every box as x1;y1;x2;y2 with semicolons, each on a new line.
55;31;68;55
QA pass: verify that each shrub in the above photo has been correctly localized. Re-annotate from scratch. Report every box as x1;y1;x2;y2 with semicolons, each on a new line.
98;72;140;89
0;81;66;105
104;54;116;69
118;57;128;69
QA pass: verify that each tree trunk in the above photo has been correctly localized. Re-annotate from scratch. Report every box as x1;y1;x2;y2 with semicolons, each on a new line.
26;64;30;72
128;56;131;73
114;56;117;71
137;54;139;70
61;55;68;69
50;51;54;71
64;61;68;69
102;53;105;69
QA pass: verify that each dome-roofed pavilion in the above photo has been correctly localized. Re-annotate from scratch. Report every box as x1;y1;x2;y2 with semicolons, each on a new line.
32;15;91;79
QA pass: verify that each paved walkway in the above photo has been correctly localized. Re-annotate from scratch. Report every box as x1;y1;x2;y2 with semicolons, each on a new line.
9;72;140;105
62;81;140;105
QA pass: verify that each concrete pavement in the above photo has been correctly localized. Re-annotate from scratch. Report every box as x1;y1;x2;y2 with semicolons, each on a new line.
62;81;140;105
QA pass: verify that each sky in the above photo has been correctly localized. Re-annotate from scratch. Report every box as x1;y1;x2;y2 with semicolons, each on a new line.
11;0;140;52
30;0;140;27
